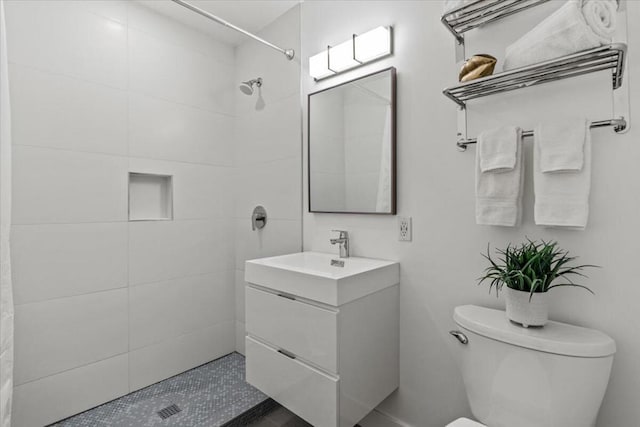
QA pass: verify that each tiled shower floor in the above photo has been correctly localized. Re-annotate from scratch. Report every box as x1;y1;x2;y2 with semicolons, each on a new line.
48;352;295;427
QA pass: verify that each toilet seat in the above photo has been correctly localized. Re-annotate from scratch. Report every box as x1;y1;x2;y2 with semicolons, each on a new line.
446;418;486;427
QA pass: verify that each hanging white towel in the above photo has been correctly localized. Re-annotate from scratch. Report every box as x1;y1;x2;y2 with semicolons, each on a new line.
478;126;519;172
476;126;524;227
537;118;587;172
534;119;592;229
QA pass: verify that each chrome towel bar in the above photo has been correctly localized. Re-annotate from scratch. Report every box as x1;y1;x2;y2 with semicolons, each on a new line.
456;117;627;150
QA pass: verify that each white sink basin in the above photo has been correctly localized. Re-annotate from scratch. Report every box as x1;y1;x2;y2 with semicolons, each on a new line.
245;252;399;306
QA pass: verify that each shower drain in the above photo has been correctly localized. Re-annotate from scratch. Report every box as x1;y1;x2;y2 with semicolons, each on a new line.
157;404;182;419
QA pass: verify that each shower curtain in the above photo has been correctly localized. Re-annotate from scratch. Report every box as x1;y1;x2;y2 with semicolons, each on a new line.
0;0;14;425
375;106;392;212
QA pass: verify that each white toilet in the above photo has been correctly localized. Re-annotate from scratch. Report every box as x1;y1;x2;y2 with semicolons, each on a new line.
447;305;616;427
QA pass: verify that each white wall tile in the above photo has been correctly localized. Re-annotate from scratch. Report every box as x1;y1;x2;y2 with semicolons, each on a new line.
229;5;302;363
233;7;302;307
129;321;235;391
79;0;128;24
129;271;235;350
129;219;234;285
235;218;301;268
11;222;128;305
14;289;128;385
235;320;246;356
12;354;129;427
129;92;233;166
129;28;235;115
234;5;300;113
129;157;233;220
4;0;127;89
234;95;301;166
5;0;245;423
235;157;301;221
127;2;234;64
9;64;127;155
234;270;245;323
172;165;233;220
12;146;128;224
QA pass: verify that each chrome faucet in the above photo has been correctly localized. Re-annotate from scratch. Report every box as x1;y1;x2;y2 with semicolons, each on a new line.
330;230;349;258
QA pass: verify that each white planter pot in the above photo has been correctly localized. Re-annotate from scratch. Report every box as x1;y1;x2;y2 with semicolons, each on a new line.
504;287;550;327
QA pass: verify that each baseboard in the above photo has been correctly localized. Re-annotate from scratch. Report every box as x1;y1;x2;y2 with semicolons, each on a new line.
359;408;413;427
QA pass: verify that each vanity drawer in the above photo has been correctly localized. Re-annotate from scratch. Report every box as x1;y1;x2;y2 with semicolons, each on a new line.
246;285;338;372
246;337;338;427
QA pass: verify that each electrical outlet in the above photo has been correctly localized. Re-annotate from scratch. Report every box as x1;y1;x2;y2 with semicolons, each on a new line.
398;216;412;241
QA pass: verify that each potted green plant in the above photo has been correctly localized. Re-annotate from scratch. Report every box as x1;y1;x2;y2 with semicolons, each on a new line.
478;239;596;327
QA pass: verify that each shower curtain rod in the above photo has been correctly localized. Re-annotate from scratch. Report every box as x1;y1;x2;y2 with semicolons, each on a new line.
170;0;295;60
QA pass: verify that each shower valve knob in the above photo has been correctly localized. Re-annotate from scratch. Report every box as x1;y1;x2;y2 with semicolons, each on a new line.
251;206;267;231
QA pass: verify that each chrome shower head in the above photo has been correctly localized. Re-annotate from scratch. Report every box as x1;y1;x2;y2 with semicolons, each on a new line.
239;77;262;95
239;83;253;95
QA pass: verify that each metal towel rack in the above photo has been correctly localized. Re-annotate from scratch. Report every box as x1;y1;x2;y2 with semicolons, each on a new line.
456;118;627;150
442;0;550;45
443;44;627;108
440;0;630;150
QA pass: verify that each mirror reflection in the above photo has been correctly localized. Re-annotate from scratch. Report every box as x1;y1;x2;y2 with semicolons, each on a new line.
309;67;396;214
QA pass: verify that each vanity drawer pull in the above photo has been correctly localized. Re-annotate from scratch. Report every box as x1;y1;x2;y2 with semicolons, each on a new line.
277;349;297;360
277;293;296;301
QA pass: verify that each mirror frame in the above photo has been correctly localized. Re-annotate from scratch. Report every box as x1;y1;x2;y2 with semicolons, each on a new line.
307;66;397;215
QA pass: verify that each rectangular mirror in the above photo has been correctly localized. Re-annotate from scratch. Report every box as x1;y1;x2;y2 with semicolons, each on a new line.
308;67;396;214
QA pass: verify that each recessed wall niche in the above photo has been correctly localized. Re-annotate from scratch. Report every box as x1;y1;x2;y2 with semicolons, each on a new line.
128;172;173;221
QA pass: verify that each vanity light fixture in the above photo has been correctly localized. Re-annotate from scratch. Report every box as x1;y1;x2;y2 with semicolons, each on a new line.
309;26;393;81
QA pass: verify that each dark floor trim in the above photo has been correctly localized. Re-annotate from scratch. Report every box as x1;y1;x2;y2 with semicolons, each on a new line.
220;398;279;427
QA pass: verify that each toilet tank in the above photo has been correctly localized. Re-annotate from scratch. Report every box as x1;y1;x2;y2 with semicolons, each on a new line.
452;305;616;427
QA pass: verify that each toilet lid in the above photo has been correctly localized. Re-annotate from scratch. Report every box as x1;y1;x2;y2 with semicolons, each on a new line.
446;418;486;427
454;305;616;358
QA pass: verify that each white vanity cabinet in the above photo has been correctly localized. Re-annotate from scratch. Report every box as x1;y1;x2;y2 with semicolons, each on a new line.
244;252;399;427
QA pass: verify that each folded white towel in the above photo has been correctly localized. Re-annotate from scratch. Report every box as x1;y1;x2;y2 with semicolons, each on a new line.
536;118;587;172
582;0;618;40
504;0;617;71
476;126;524;227
534;120;592;229
478;126;519;172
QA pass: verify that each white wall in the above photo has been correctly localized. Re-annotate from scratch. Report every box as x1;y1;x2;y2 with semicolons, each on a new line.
5;1;236;425
233;4;302;355
302;1;640;426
